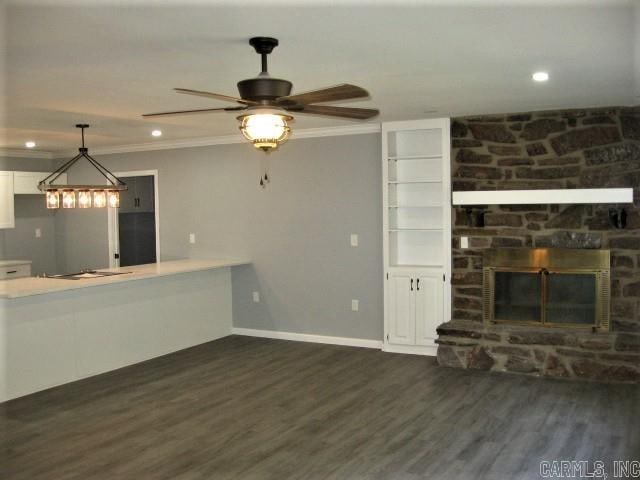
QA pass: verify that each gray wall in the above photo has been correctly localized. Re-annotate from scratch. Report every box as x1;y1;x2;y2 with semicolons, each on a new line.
0;156;59;274
57;134;384;340
4;196;57;275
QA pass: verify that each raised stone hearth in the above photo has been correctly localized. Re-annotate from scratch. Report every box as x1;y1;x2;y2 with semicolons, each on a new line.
437;321;640;383
439;106;640;382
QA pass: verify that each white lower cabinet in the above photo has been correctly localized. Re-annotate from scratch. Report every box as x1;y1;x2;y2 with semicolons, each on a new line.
388;273;415;345
414;273;443;346
386;270;443;354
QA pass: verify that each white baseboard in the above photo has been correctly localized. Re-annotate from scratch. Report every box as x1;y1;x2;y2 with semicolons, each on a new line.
231;327;383;350
382;343;437;356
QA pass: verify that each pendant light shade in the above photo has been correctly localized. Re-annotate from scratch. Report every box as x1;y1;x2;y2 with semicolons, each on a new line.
46;190;60;209
39;125;127;208
108;191;120;208
78;190;92;208
62;190;76;208
93;190;107;208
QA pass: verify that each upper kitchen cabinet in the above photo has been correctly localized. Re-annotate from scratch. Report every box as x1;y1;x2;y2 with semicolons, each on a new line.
119;176;155;214
135;176;155;213
0;172;15;228
13;171;67;195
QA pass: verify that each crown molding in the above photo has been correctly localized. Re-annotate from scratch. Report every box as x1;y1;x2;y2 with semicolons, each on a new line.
0;148;54;159
52;123;381;158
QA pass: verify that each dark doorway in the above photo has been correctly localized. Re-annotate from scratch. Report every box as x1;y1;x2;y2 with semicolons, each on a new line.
117;175;157;267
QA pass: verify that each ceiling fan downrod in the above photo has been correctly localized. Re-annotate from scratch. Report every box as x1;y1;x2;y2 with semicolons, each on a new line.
249;37;279;75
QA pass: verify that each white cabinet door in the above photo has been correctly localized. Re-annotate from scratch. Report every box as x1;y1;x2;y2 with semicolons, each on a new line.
388;274;415;345
414;273;443;346
0;172;15;229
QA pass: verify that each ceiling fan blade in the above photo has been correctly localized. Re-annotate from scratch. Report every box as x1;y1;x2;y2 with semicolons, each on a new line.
286;104;379;120
276;84;369;106
142;106;246;118
174;88;257;105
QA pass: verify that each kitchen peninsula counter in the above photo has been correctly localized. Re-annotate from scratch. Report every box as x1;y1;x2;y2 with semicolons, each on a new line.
0;258;248;299
1;258;249;402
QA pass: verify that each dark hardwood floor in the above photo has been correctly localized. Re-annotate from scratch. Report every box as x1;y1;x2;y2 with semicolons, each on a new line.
2;335;639;479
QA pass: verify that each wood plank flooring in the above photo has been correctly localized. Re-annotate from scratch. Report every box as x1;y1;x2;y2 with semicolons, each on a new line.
2;335;639;479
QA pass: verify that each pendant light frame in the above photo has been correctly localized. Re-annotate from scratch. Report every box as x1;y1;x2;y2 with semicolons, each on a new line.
38;124;127;194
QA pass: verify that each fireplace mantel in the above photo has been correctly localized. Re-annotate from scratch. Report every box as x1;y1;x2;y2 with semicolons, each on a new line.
452;188;633;206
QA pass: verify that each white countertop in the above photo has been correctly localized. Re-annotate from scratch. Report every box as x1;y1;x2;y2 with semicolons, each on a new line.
0;258;249;299
0;260;33;267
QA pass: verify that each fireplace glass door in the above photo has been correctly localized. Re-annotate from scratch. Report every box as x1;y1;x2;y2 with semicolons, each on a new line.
546;273;596;325
494;271;542;323
483;248;610;331
490;269;601;327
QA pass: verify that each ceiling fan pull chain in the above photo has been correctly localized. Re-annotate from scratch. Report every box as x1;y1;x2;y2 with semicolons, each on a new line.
259;156;266;188
264;157;270;184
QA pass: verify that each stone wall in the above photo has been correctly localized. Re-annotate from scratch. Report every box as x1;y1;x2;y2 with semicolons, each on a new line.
438;106;640;382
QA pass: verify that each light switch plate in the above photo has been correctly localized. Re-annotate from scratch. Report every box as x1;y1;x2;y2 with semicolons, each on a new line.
189;233;196;244
461;236;469;249
35;228;41;238
253;291;260;303
351;299;359;311
350;234;358;247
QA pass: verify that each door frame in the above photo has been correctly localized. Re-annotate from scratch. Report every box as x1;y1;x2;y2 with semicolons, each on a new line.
107;170;160;268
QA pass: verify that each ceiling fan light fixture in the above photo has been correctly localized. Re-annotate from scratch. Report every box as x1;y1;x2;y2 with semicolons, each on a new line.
142;36;379;159
238;110;292;152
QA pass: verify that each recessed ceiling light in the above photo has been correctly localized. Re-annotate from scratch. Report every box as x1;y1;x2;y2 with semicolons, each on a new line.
532;71;549;82
151;129;162;137
25;141;36;148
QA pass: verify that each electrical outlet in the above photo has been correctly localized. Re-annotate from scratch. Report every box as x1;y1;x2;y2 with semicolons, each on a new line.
461;236;469;249
189;233;196;244
351;299;359;311
35;228;41;238
252;291;260;303
350;234;358;247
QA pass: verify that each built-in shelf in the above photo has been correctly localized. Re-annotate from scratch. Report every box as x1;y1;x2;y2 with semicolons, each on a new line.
389;228;443;232
388;180;442;184
389;204;442;208
389;263;444;268
388;154;442;161
452;188;633;206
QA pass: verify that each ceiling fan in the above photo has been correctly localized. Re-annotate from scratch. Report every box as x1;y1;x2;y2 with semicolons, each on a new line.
143;37;379;152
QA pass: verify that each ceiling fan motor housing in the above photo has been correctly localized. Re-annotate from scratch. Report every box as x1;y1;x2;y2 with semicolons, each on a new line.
237;77;292;102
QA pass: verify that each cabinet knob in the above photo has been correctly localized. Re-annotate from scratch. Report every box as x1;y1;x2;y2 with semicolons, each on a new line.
416;278;420;291
410;278;413;291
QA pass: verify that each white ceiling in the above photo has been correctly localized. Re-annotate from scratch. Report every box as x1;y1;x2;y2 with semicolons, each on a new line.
2;0;638;154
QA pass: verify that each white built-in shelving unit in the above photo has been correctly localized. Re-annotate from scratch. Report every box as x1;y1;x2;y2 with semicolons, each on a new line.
382;119;451;355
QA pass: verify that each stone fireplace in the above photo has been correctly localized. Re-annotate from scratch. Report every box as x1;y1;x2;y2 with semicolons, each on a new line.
436;106;640;383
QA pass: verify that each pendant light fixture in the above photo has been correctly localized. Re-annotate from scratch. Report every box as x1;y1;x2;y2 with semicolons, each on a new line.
39;124;127;209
